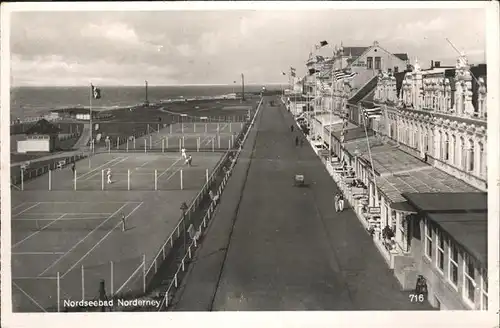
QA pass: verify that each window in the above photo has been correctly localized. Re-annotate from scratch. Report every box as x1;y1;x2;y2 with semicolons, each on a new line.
480;272;488;310
448;243;459;288
374;57;381;70
367;57;373;69
444;133;449;161
460;137;465;169
478;142;485;177
451;135;456;165
468;139;474;172
424;221;433;260
463;255;476;305
436;231;445;273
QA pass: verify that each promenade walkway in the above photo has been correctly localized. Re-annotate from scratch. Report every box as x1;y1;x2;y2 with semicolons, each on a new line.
172;97;432;311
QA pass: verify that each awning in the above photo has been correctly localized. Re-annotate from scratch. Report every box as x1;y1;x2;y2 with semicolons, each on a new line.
390;201;417;213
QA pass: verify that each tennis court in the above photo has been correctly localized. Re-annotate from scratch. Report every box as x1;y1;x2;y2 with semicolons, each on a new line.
104;122;244;152
20;152;223;192
11;151;227;312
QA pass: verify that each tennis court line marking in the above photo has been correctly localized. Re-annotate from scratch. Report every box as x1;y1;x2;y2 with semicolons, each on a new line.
12;202;28;211
32;201;142;204
81;157;130;181
12;202;41;218
37;203;129;277
14;212;113;216
12;214;68;249
12;282;47;312
13;252;65;255
157;158;182;179
14;216;113;221
76;156;124;181
62;202;144;277
161;165;184;184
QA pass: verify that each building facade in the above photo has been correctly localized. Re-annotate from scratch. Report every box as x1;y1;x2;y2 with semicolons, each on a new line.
377;56;487;191
298;44;489;311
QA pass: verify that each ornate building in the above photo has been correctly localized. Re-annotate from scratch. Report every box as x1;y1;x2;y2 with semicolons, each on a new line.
370;55;488;310
379;56;487;190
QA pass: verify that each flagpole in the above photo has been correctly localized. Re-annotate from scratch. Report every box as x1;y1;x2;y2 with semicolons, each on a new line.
329;66;334;158
360;107;378;206
89;83;93;168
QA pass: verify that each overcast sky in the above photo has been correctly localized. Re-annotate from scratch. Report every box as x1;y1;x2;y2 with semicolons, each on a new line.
9;8;487;87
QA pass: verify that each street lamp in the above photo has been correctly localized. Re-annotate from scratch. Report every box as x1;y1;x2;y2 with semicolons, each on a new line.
180;202;188;252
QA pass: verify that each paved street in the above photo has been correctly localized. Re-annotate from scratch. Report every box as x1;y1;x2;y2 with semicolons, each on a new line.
173;96;432;311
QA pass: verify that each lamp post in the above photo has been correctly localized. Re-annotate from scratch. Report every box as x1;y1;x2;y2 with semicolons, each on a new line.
180;202;188;253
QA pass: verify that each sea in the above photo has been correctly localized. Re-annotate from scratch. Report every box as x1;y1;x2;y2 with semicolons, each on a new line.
10;85;280;120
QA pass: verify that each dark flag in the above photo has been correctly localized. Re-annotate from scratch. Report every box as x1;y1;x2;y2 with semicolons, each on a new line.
309;68;319;75
91;85;101;99
315;40;328;49
282;72;286;76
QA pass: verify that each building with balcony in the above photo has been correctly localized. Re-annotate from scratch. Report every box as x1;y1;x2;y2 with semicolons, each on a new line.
359;54;489;310
301;47;489;310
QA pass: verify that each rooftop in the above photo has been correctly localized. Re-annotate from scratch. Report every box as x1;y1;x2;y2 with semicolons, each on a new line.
336;46;369;59
325;120;357;133
24;119;62;135
377;166;479;204
393;53;409;61
402;192;487;266
333;126;375;142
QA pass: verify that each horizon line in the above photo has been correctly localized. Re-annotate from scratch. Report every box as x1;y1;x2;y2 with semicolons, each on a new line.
11;82;287;88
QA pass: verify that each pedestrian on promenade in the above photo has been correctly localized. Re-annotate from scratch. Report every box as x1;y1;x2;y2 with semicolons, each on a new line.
295;136;299;147
334;194;339;212
290;125;294;132
71;163;76;175
338;194;345;212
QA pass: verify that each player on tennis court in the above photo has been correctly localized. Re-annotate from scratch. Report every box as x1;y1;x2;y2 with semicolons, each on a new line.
181;147;187;159
107;168;113;184
121;213;126;231
185;155;193;166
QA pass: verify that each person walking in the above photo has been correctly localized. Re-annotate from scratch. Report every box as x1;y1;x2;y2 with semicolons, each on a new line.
300;138;304;147
295;136;299;147
71;163;76;175
334;193;339;212
290;125;294;132
338;194;345;212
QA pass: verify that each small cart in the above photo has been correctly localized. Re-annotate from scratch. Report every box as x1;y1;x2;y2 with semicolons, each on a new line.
294;174;305;187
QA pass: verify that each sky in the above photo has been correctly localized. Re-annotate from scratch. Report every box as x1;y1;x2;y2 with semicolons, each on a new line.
9;7;487;87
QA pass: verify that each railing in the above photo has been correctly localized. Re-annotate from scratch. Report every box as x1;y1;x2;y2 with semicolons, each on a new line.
11;153;88;189
156;97;263;310
10;116;64;126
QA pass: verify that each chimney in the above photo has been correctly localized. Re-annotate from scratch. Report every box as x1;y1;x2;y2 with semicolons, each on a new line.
435;61;441;68
431;60;434;69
